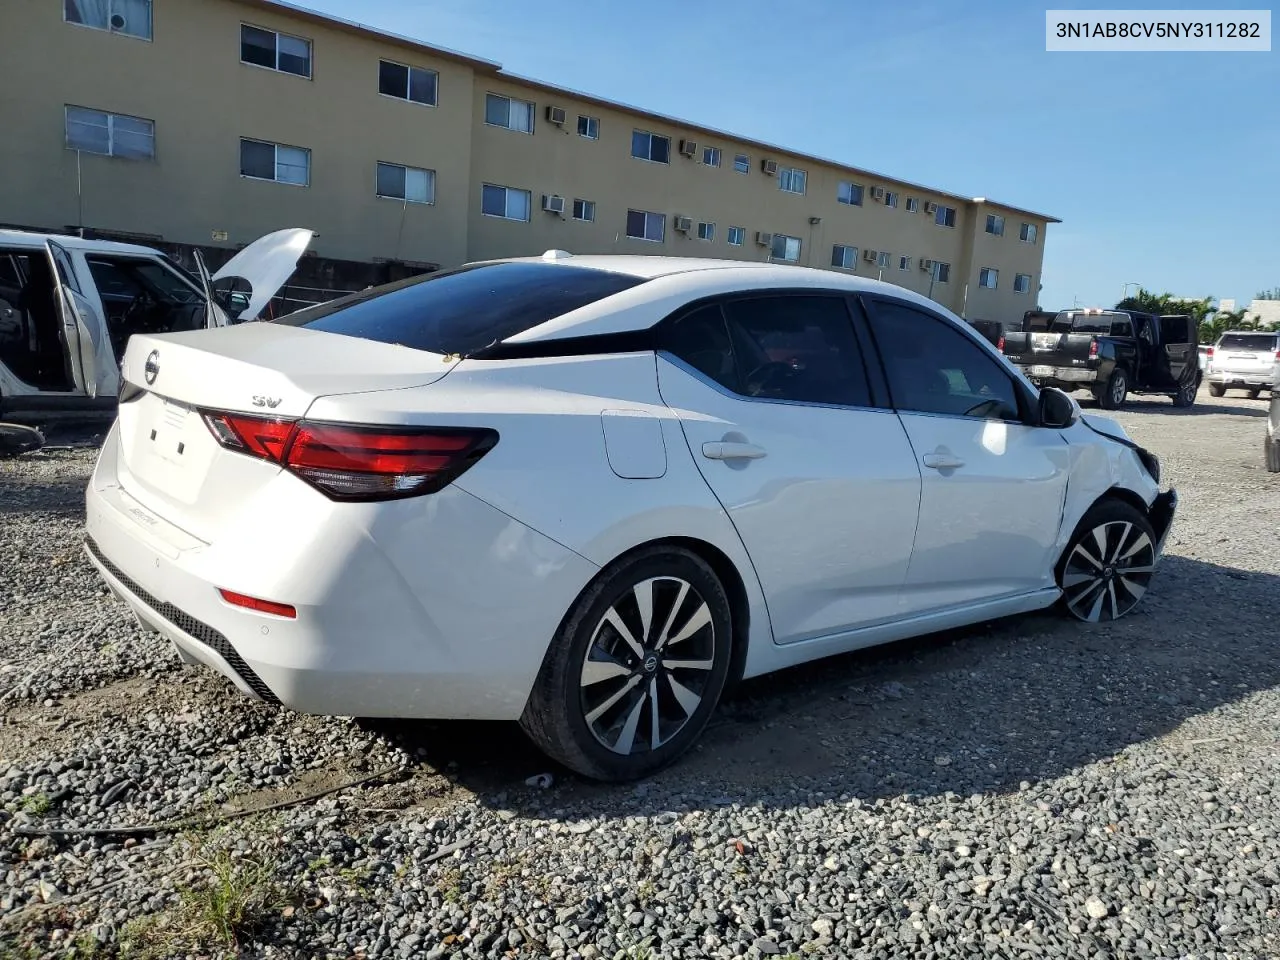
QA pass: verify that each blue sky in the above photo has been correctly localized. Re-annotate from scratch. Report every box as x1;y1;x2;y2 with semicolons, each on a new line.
304;0;1278;310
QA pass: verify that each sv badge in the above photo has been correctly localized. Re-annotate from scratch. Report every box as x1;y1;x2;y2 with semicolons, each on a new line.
251;396;283;409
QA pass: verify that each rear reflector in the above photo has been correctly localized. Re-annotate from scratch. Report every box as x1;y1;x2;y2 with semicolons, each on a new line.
1089;340;1099;358
218;588;297;619
200;411;497;501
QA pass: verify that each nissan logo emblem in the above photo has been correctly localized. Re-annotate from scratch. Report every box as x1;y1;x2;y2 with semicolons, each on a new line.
144;350;160;385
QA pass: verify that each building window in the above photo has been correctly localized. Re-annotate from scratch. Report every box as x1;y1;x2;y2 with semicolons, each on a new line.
733;153;750;174
1014;273;1032;294
376;162;435;203
481;183;531;221
631;131;670;163
240;24;312;78
985;214;1005;237
65;106;154;159
837;181;863;206
899;255;911;271
979;267;998;289
905;197;919;213
778;167;806;195
934;205;957;228
63;0;151;39
696;221;715;241
572;198;596;222
577;115;599;139
378;60;437;106
884;191;899;209
934;262;951;283
877;251;891;269
831;244;857;269
771;234;802;262
626;209;665;242
1020;222;1038;243
727;226;746;246
701;146;721;167
240;138;309;185
485;94;535;133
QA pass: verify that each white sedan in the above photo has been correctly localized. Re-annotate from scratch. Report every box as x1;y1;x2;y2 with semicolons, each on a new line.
85;253;1177;781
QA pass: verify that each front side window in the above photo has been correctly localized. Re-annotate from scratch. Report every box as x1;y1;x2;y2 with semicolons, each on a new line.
625;209;665;242
837;181;863;206
1020;222;1038;243
65;106;154;159
485;94;534;133
733;153;749;174
702;146;721;167
935;205;957;228
979;267;998;289
696;221;715;241
577;115;599;139
631;130;670;163
276;262;645;357
866;299;1020;420
985;214;1005;236
778;167;806;194
831;244;857;269
376;162;435;203
241;24;312;77
64;0;152;39
1014;273;1032;294
481;183;531;221
379;60;438;106
770;234;801;262
572;198;596;222
240;138;309;185
727;226;745;246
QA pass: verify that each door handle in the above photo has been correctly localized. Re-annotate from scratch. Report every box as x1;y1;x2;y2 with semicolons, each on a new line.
703;441;767;461
922;452;965;470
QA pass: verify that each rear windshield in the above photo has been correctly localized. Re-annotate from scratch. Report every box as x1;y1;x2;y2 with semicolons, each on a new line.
275;261;645;355
1219;333;1277;351
1048;311;1128;335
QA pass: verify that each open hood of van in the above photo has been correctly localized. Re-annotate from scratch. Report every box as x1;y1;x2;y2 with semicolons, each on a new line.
211;228;314;323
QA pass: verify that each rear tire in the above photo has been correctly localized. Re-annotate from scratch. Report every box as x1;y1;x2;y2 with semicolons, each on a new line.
520;545;733;782
1208;383;1226;398
1057;500;1158;623
1098;368;1128;410
1267;436;1280;473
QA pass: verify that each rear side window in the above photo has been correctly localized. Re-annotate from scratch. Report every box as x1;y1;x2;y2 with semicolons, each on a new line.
275;262;645;356
1159;316;1193;344
1219;333;1277;351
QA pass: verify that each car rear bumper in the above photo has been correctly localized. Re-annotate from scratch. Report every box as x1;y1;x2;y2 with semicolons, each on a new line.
84;430;598;720
1149;489;1177;557
1018;364;1100;386
1206;371;1274;388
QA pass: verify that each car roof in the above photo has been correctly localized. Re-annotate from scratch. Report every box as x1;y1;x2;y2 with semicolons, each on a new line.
0;229;163;257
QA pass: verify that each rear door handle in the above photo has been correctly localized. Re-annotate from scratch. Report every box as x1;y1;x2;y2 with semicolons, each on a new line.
923;452;965;470
703;441;767;461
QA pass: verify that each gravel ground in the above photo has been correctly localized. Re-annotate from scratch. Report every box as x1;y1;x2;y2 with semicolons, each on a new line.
2;394;1279;959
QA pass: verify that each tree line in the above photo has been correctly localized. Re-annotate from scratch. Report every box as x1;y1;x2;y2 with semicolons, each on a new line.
1114;289;1277;343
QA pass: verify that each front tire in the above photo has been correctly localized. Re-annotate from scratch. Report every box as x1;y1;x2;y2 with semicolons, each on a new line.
520;546;733;781
1057;500;1158;623
1098;368;1128;410
1171;377;1198;408
1208;383;1226;397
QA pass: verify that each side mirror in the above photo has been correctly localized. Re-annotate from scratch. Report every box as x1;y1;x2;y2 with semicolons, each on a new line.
1038;387;1079;429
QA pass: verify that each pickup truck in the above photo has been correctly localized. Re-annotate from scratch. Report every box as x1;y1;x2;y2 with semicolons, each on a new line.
999;309;1199;409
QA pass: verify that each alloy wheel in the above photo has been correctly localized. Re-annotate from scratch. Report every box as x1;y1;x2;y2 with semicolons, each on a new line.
1111;372;1127;407
1062;520;1155;622
579;576;715;755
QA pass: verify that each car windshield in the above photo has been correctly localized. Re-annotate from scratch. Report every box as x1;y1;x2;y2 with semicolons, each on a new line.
274;261;646;355
1219;333;1277;352
1049;311;1124;335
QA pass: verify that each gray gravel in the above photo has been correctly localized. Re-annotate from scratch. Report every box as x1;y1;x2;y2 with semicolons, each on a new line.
2;394;1279;959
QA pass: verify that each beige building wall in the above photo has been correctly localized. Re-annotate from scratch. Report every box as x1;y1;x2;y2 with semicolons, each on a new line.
0;0;1054;324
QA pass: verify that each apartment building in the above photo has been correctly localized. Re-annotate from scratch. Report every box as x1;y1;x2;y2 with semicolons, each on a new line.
0;0;1057;323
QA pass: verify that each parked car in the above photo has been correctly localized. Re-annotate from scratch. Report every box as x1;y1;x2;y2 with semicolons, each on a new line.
1205;330;1280;399
84;254;1177;781
999;309;1199;409
0;228;313;421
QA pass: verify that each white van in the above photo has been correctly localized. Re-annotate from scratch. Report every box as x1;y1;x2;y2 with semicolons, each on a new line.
0;228;312;420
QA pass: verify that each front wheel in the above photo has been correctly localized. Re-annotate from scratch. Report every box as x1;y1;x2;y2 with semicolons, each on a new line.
1171;377;1198;408
1208;383;1226;398
1058;500;1158;623
520;546;733;781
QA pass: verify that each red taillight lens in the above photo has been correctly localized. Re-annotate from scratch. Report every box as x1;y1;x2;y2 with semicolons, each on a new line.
200;412;497;501
1089;340;1099;358
996;335;1005;352
1207;346;1214;358
219;588;296;619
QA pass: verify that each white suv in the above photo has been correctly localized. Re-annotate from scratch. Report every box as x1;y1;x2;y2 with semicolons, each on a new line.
1206;331;1280;399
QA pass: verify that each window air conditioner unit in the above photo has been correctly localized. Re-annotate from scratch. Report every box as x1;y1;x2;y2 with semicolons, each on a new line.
546;105;567;125
920;258;934;271
679;139;698;157
674;215;693;232
761;159;778;176
541;194;566;214
924;202;939;215
863;249;878;262
755;231;773;246
870;186;885;201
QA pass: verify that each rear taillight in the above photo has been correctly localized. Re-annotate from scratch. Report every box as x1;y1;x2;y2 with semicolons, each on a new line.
996;335;1005;352
219;588;296;619
1207;346;1214;359
1274;349;1280;361
200;411;497;501
1089;340;1098;358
